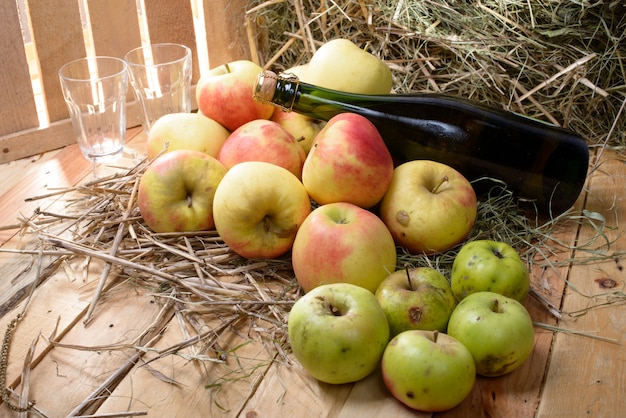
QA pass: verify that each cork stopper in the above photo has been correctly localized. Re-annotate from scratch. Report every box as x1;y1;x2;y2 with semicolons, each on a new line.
253;70;279;105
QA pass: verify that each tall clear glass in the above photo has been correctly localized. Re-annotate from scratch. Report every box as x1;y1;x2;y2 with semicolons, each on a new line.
124;43;192;134
59;56;129;176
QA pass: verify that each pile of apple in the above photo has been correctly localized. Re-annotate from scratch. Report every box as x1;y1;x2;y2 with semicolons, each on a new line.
289;240;535;412
135;39;536;412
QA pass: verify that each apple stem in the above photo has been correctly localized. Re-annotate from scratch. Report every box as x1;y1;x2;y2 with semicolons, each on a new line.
433;330;439;343
404;265;413;291
187;194;193;208
431;175;449;194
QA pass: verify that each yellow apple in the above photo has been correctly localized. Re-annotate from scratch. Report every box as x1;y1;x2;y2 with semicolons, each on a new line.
212;161;312;259
306;38;393;94
146;112;230;160
380;160;477;254
270;64;326;155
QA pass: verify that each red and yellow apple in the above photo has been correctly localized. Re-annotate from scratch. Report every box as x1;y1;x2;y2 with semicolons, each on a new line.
291;202;397;293
302;113;394;208
212;161;311;259
196;60;274;131
137;149;227;233
380;160;477;254
146;112;230;160
217;119;306;179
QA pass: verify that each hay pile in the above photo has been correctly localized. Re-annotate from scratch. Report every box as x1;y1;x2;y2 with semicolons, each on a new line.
246;0;626;146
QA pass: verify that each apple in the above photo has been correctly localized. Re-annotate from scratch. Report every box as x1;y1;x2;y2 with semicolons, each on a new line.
450;239;530;303
375;267;457;337
146;112;230;160
270;64;326;154
291;202;397;293
302;113;394;208
270;109;325;155
137;149;227;233
288;282;390;385
217;119;306;179
212;161;311;259
446;291;535;377
306;38;393;94
379;160;477;254
381;330;476;412
196;60;275;131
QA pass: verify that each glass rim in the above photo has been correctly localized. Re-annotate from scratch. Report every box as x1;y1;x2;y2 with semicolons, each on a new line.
58;56;128;82
124;43;191;68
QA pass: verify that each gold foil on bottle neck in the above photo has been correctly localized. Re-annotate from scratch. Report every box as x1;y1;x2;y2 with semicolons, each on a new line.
253;70;299;111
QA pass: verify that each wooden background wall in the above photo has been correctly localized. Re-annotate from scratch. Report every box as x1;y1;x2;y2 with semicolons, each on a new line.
0;0;252;164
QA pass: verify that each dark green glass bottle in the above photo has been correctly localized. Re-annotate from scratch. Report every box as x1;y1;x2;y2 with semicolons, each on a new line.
254;70;589;216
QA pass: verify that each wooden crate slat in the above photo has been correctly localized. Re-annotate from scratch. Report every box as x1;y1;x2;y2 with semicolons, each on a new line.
0;1;39;137
143;0;201;84
88;0;142;59
203;0;251;68
28;0;86;124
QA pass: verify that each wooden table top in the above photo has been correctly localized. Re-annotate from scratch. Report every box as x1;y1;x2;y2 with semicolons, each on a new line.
0;129;624;417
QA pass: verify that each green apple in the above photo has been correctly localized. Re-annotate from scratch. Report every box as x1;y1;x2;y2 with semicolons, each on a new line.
137;149;227;233
288;282;390;385
212;161;311;259
217;119;306;179
451;239;530;302
302;113;394;208
379;160;477;254
306;38;393;94
146;112;230;160
381;330;476;412
447;291;535;377
291;202;397;293
375;267;457;336
196;60;275;131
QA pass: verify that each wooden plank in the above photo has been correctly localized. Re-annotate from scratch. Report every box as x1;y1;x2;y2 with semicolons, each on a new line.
28;0;86;123
144;0;201;85
95;316;275;416
537;149;626;417
88;0;142;59
0;1;39;136
0;276;163;416
202;0;252;68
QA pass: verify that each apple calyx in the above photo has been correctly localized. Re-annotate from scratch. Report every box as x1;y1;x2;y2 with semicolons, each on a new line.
315;295;344;317
431;175;449;194
490;297;503;314
262;216;297;238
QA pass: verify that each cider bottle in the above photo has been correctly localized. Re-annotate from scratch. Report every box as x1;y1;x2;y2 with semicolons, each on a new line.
254;70;589;216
